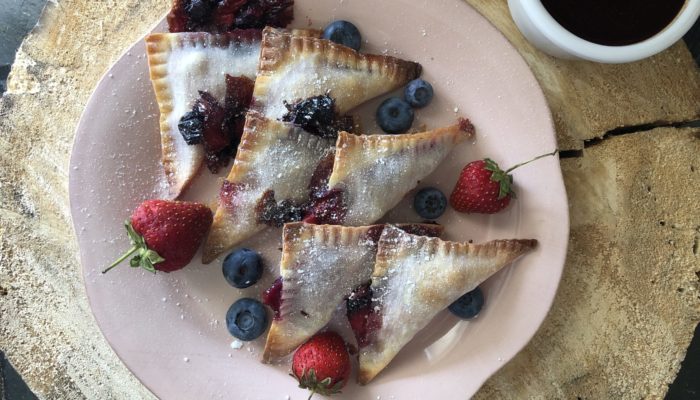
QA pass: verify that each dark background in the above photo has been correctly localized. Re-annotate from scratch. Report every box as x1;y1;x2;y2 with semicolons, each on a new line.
0;2;698;399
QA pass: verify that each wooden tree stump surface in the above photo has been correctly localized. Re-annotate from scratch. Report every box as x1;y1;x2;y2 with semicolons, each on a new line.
0;1;698;398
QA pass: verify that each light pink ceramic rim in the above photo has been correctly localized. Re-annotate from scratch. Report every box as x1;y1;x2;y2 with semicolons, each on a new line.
69;3;569;398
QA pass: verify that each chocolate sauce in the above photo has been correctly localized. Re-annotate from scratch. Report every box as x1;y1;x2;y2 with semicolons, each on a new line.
541;0;686;46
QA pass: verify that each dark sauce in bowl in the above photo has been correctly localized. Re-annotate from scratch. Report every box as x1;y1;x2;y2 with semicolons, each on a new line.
541;0;686;46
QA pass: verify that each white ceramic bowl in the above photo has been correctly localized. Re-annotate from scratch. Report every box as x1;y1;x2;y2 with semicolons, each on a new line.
508;0;700;63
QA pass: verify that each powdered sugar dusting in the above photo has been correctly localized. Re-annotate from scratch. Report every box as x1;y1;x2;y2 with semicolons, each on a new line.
361;227;521;374
216;122;333;247
268;225;381;357
160;33;261;194
331;133;458;225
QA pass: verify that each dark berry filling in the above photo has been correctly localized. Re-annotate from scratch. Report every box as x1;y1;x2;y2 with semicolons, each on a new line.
168;0;294;33
282;95;355;139
363;225;386;244
197;91;228;151
222;73;255;149
346;284;382;348
262;276;283;320
458;117;475;136
250;151;348;226
399;222;443;238
178;109;205;145
255;190;305;227
177;74;254;173
302;188;347;225
305;153;346;225
185;0;215;24
346;284;372;313
234;0;294;29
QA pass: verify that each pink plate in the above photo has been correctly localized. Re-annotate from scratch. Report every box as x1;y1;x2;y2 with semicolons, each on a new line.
70;1;568;398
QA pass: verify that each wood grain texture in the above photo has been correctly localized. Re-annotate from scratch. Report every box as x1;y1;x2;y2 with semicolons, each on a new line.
467;0;700;150
0;0;698;399
0;1;168;399
475;127;700;399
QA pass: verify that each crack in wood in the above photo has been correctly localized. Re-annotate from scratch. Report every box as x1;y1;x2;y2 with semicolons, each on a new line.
558;119;700;158
585;119;700;148
559;149;583;159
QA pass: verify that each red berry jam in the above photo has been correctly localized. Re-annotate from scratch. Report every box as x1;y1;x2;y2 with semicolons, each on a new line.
399;223;443;238
177;74;255;173
223;74;255;146
262;277;283;320
346;284;382;348
302;188;346;225
458;117;475;135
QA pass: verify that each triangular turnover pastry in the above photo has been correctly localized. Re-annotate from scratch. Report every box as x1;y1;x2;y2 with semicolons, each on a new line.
304;120;475;225
201;113;334;263
146;31;263;198
203;29;424;261
145;29;323;198
253;27;423;120
262;222;443;362
358;225;537;384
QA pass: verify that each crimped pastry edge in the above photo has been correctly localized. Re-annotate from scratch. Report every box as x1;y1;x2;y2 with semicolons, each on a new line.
328;121;474;187
145;31;262;198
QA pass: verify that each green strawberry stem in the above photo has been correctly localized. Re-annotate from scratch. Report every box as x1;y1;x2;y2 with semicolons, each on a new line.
101;221;164;274
504;149;558;174
307;390;315;400
486;150;558;200
101;245;139;274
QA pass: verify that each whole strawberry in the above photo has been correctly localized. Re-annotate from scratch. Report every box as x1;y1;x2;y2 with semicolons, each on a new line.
102;200;213;274
450;151;557;214
292;331;351;399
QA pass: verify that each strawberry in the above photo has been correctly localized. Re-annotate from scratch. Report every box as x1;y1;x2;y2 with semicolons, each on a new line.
450;151;557;214
102;200;213;274
292;331;351;399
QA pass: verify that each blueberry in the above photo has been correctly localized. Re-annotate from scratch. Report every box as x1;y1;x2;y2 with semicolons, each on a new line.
226;298;268;341
404;79;434;108
282;95;339;138
323;20;362;51
185;0;215;23
178;109;204;145
413;187;447;219
448;287;484;319
376;97;414;134
222;248;263;289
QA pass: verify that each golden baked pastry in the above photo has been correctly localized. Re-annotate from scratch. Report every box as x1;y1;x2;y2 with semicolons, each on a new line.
253;27;422;120
203;27;425;262
145;31;262;198
358;225;537;384
262;222;443;362
201;113;334;263
305;120;475;225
